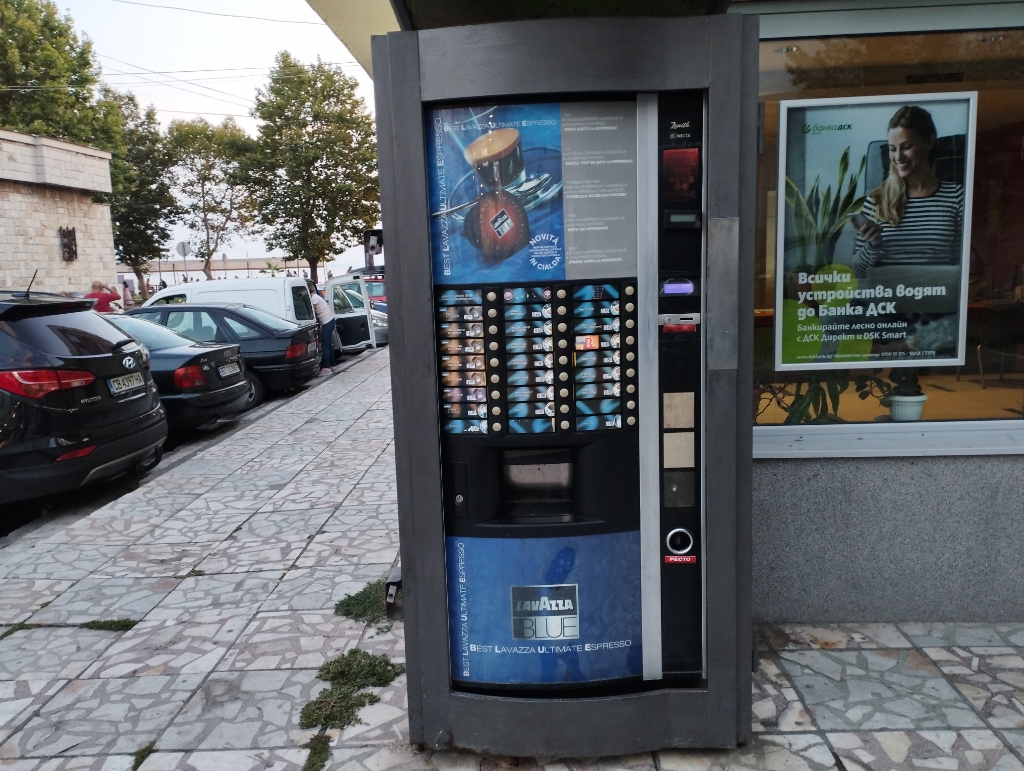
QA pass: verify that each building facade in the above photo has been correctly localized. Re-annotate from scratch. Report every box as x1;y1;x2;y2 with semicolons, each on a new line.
309;0;1024;622
0;129;116;295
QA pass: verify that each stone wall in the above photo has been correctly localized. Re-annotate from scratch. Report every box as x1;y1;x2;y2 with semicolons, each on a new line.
0;180;116;295
0;129;116;294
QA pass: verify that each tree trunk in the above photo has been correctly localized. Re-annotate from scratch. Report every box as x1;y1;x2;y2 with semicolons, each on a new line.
203;259;213;280
133;267;150;300
306;258;320;284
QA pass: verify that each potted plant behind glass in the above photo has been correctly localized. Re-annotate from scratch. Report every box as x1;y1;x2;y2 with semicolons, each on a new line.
855;370;928;421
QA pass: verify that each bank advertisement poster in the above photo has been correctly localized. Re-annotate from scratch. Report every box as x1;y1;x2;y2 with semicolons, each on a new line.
426;102;638;285
774;92;977;371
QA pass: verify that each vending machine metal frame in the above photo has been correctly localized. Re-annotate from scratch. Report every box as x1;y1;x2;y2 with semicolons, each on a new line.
373;15;757;756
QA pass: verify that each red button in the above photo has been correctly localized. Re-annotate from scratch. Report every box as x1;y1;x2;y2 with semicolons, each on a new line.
663;324;697;333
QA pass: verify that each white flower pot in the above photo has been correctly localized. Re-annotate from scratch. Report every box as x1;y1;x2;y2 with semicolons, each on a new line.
888;394;928;422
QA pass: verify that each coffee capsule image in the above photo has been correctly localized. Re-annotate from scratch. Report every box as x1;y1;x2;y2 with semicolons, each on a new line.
463;190;530;264
508;385;555;402
441;387;487;403
439;338;484;355
440;371;486;387
508;402;555;419
443;419;489;435
438;305;483;322
438;321;484;339
573;301;619;318
573;317;619;335
509;418;555;434
503;287;550;304
576;398;621;416
437;289;483;306
439;355;485;371
574;349;618;367
505;337;552;354
504;304;550;321
441;402;487;419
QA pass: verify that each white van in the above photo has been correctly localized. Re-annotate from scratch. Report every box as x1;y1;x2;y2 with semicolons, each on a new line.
141;277;316;324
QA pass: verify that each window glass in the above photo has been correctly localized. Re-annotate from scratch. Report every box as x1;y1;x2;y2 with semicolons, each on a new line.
0;310;131;356
166;311;224;343
233;306;299;331
108;316;193;350
366;281;386;297
339;283;365;309
291;286;315;321
151;294;186;305
755;30;1024;424
332;284;355;313
223;315;264;340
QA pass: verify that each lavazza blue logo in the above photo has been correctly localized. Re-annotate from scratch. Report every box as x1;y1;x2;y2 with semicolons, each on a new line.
511;584;579;640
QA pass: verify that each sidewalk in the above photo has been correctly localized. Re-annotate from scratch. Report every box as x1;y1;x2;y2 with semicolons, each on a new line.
0;348;1021;771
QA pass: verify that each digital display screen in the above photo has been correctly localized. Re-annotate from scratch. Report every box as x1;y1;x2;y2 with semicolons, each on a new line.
669;213;697;224
661;279;695;296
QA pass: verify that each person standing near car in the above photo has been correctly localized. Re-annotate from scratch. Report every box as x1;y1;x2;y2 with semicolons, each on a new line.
308;281;336;375
122;281;135;307
85;280;121;313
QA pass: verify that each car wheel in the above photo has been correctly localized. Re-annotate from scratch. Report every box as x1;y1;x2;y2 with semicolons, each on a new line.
243;374;265;411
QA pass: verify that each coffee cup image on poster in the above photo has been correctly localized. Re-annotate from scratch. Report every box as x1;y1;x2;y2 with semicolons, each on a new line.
774;92;977;370
427;102;638;285
446;532;642;685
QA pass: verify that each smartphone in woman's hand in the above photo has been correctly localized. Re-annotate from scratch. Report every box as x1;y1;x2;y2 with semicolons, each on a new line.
850;213;867;230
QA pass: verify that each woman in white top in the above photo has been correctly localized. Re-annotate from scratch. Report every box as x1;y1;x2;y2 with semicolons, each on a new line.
852;105;964;279
308;282;337;374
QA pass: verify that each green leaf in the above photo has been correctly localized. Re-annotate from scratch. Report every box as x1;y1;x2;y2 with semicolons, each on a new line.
826;378;841;414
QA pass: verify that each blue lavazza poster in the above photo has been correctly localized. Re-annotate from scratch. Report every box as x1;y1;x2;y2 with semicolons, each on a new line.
427;102;638;285
446;533;643;685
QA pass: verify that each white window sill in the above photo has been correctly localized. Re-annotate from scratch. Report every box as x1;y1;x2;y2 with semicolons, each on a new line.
753;420;1024;458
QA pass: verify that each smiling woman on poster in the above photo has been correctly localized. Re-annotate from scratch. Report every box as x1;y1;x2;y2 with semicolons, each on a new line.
852;105;965;278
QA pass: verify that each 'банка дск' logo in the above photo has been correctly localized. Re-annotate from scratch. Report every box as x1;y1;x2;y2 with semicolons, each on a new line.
802;122;853;134
511;584;579;640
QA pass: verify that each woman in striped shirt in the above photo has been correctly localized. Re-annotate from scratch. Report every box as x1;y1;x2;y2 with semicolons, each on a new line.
852;105;964;279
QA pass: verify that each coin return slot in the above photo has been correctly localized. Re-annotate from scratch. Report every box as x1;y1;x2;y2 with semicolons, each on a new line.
666;528;694;555
502;449;573;524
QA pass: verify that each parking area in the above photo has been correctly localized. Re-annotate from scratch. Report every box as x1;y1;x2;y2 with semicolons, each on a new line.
0;347;1023;771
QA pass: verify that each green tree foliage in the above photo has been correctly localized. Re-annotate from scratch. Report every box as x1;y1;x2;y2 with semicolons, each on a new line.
104;91;177;299
0;0;103;142
167;117;254;280
246;52;379;283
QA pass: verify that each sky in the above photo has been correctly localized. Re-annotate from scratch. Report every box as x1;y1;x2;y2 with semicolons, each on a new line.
59;0;375;270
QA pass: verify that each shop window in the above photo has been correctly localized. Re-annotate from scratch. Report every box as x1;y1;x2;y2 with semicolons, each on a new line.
755;31;1024;424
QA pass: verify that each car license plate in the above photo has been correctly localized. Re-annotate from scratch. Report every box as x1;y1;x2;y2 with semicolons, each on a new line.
307;342;317;354
107;372;145;396
217;362;240;378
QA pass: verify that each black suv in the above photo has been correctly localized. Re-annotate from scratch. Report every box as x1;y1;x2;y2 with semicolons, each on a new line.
0;292;167;505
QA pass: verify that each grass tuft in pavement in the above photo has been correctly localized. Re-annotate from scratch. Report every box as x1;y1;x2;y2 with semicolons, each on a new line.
132;741;156;770
0;623;32;641
183;569;205;578
299;649;405;733
334;579;387;625
303;733;332;771
81;619;138;632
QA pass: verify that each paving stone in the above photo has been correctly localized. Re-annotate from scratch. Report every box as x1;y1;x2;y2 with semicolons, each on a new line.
155;670;328;751
165;457;250;476
218;611;364;671
0;545;126;580
295;531;398;569
92;545;212;579
899;624;1024;648
752;656;814;733
338;673;408;747
235;510;334;540
81;618;248;679
131;478;225;500
0;679;68;744
1003;731;1024;757
252;444;329;461
828;729;1024;771
40;517;167;546
205;473;300;494
261;566;388;613
235;457;311;475
28;578;179;625
256;484;355;514
923;647;1024;728
323;744;433;771
0;756;135;770
658;735;838;771
146;572;283;623
0;674;204;757
191;444;266;461
321;507;399;534
341;484;397;507
0;628;118;680
180;490;278;513
195;538;308;575
357;623;405;666
764;624;912;651
0;580;75;625
137;510;254;546
137;748;310;770
780;649;984;730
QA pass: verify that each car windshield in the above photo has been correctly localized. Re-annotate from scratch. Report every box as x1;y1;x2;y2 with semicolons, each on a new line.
233;306;299;331
366;282;386;297
110;316;194;350
0;310;131;356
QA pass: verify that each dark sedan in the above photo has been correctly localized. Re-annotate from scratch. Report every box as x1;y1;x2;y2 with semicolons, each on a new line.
0;292;166;505
107;315;250;431
125;304;320;409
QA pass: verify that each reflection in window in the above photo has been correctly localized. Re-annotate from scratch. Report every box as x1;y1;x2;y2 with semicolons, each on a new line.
755;30;1024;424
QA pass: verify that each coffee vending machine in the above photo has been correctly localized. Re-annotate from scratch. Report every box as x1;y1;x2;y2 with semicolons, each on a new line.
374;15;756;756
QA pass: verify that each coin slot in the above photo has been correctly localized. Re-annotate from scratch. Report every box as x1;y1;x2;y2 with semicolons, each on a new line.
666;528;694;555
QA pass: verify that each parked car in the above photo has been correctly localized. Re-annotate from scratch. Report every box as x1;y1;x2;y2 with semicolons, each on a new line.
107;315;250;430
325;271;389;353
125;303;320;409
365;274;387;312
141;277;316;325
0;292;166;505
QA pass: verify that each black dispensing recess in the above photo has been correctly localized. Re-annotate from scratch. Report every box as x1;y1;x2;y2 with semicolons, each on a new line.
374;14;756;758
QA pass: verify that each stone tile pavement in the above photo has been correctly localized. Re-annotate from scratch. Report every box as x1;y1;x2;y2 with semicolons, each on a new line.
0;348;1022;770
